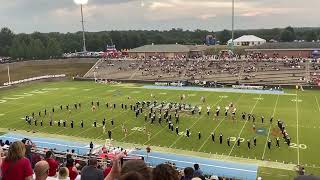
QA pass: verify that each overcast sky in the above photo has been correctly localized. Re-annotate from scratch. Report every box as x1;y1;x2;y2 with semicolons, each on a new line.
1;0;320;33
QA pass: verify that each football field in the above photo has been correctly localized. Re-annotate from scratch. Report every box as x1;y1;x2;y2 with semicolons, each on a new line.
0;81;320;175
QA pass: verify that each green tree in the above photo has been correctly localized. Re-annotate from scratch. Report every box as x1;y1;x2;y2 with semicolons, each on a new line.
46;38;62;58
216;29;231;44
28;38;45;59
9;37;27;59
0;27;14;56
305;31;317;42
280;26;296;42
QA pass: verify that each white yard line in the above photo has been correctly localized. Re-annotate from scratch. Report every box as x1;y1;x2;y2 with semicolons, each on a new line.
144;95;222;146
296;92;300;165
197;94;244;152
143;94;215;146
120;121;149;141
227;94;262;157
73;97;140;138
143;126;166;145
261;94;280;160
315;96;320;112
130;94;180;145
106;92;179;142
74;108;130;137
168;98;224;148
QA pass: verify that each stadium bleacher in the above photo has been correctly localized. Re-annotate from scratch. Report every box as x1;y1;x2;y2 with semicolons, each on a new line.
84;58;320;86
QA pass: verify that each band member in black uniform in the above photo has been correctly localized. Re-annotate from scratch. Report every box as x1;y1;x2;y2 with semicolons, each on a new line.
71;120;74;128
108;130;112;139
211;132;215;142
219;133;223;144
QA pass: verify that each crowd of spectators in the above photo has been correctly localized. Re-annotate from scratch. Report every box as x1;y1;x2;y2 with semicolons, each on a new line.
0;140;240;180
90;56;320;86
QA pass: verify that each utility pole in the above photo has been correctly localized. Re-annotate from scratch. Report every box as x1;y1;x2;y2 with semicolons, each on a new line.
231;0;235;54
80;4;87;52
7;65;11;84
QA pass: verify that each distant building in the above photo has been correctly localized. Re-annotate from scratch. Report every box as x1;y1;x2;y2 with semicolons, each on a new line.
228;35;266;46
128;44;210;59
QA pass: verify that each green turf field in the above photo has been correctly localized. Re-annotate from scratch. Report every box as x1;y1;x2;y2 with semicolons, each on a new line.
0;80;320;178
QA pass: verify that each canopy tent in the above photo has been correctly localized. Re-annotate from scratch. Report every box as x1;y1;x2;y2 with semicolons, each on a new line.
228;35;266;46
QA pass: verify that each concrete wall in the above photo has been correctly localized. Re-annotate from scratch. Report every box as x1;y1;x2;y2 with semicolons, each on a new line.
246;49;313;58
128;52;189;59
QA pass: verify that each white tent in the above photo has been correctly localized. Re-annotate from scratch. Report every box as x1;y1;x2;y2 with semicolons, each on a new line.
228;35;266;46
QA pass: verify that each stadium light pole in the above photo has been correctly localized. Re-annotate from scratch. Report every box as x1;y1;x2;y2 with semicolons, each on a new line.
74;0;88;52
231;0;235;53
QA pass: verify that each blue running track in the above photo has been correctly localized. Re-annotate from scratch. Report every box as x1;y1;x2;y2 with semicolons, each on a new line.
0;133;258;180
143;85;285;95
0;132;92;155
129;150;258;180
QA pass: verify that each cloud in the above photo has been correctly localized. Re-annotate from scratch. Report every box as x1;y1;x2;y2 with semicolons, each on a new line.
0;0;319;33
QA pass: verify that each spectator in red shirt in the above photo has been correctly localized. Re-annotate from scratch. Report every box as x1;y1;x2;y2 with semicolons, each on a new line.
45;150;59;177
103;163;112;178
0;141;33;180
66;158;78;180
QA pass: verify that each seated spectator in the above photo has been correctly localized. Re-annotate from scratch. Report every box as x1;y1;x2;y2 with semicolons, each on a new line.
152;163;179;180
105;153;150;180
34;160;50;180
193;164;203;177
4;140;9;146
103;162;112;178
120;160;151;180
209;175;219;180
58;167;70;180
181;167;194;180
0;141;33;180
21;138;33;166
45;150;59;177
119;171;144;180
66;158;78;180
0;146;4;166
81;157;104;180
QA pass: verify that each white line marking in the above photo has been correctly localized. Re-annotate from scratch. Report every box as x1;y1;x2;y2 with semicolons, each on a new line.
168;97;223;148
120;119;151;141
261;94;279;160
296;92;300;165
227;94;262;156
130;153;257;173
138;94;179;145
315;96;320;112
143;126;166;145
197;94;244;151
142;98;188;145
0;135;89;149
74;108;129;137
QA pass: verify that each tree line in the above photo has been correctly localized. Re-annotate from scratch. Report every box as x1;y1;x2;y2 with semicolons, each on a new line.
1;26;320;60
